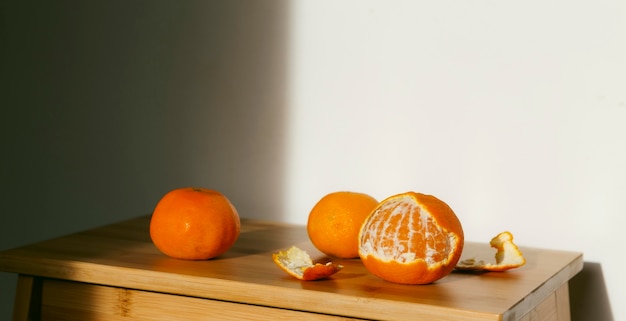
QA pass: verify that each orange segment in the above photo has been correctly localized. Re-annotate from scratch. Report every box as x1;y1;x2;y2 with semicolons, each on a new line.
272;246;343;281
456;231;526;272
358;192;464;284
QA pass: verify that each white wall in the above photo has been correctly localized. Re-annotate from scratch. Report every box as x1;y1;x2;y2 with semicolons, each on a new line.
285;1;623;320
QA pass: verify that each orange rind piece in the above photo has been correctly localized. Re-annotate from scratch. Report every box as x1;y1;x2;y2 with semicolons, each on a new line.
273;246;343;281
456;231;526;272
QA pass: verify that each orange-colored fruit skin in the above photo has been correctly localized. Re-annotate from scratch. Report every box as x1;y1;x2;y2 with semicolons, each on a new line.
302;263;342;281
149;187;241;260
272;246;343;281
307;191;378;259
358;192;464;285
360;256;434;285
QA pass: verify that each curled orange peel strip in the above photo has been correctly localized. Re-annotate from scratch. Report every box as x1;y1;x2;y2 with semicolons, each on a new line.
273;246;343;281
456;231;526;272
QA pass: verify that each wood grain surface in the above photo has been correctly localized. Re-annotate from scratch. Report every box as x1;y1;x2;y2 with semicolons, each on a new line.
0;216;583;321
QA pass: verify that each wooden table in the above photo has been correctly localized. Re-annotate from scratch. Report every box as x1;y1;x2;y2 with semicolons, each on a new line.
0;216;582;321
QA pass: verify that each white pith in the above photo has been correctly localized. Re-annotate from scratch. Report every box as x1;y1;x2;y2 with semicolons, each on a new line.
276;246;312;277
359;196;457;265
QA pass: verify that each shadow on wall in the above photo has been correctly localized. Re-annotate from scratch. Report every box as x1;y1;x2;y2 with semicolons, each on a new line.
172;0;291;222
0;0;289;319
2;0;290;222
569;262;613;321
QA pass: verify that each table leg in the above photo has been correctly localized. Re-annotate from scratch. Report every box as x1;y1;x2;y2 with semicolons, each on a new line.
555;282;571;321
12;275;42;321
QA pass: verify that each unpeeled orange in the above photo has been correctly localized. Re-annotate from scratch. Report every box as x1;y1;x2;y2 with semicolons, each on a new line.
150;187;240;260
307;191;378;259
358;192;464;284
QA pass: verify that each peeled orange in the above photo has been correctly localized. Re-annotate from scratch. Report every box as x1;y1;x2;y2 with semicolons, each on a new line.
307;191;378;258
358;192;464;284
149;187;240;260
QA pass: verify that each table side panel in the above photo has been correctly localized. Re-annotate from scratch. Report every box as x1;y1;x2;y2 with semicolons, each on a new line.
41;278;367;321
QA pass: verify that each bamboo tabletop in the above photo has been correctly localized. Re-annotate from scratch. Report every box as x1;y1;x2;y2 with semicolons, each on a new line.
0;216;583;321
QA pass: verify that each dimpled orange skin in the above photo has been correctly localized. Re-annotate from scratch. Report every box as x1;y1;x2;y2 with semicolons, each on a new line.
149;187;240;260
307;191;378;259
358;192;464;284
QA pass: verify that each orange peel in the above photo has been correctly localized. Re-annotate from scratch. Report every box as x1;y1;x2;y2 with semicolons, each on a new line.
272;246;343;281
456;231;526;272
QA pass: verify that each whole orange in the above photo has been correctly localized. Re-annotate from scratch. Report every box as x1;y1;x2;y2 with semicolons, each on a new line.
358;192;464;284
149;187;241;260
307;191;378;259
